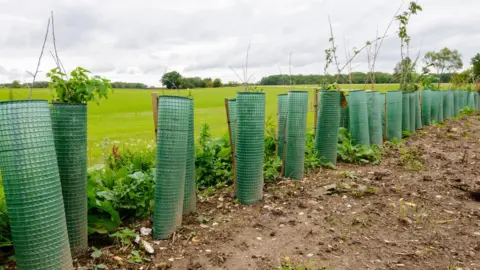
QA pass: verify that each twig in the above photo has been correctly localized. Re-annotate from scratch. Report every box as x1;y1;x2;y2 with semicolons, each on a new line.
26;17;51;99
328;16;341;74
229;66;244;82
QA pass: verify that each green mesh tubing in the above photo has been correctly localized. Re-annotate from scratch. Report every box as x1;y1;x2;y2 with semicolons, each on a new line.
366;91;382;145
438;91;444;123
402;93;410;133
0;100;72;270
415;91;422;130
443;91;452;120
227;98;237;151
348;90;370;145
154;96;190;239
236;92;265;205
183;99;196;215
453;90;460;116
430;91;440;123
380;93;386;138
468;92;476;109
422;90;432;125
51;103;88;254
284;91;308;180
277;94;288;159
386;91;402;141
315;91;341;165
408;93;415;133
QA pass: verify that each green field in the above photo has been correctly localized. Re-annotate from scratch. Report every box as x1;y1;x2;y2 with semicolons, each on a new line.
0;84;407;164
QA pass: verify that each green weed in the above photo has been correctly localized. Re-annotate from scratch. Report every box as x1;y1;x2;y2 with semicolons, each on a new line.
399;147;424;171
337;128;383;164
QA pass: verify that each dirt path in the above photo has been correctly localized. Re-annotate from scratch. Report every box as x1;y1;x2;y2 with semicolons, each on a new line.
80;114;480;270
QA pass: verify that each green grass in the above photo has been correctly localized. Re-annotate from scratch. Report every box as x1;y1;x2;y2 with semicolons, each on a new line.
0;84;424;164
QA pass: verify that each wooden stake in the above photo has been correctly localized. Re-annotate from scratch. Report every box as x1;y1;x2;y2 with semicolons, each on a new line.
151;93;158;138
224;98;237;194
313;88;319;137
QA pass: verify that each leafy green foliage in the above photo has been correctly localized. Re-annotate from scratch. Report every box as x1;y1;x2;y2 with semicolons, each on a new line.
337;128;382;164
161;71;183;89
128;250;151;263
424;48;463;76
0;177;11;249
304;129;322;172
471;53;480;81
420;74;440;90
47;67;113;104
195;124;233;190
110;228;138;247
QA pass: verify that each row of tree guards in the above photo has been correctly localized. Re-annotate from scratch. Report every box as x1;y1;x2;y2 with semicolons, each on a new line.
0;89;479;269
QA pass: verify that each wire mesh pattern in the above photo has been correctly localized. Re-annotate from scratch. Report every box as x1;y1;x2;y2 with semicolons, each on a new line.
422;90;432;125
468;91;476;110
402;93;410;133
0;100;72;270
462;90;468;109
315;91;341;165
348;90;370;145
366;91;383;146
449;91;455;117
227;98;237;151
443;91;452;120
476;92;480;111
380;93;386;138
453;90;460;116
50;103;88;254
154;96;190;239
277;94;288;159
437;91;444;123
285;91;308;180
409;93;416;133
386;91;402;141
236;92;265;205
431;91;442;123
183;98;196;215
415;91;422;130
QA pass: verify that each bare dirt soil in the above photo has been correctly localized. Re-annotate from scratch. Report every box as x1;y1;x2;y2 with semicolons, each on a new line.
77;113;480;269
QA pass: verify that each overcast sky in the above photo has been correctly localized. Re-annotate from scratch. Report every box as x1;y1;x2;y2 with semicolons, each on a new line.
1;0;479;86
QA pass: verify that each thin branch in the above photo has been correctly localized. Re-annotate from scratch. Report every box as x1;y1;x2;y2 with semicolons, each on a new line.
328;16;341;74
276;64;285;86
229;65;244;82
27;17;51;99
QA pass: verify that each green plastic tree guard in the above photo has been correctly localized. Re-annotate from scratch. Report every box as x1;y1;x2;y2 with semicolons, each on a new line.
402;93;410;133
476;92;480;110
366;91;383;145
348;90;370;145
438;91;444;123
386;91;402;141
449;91;455;116
277;94;288;159
285;91;308;180
154;96;190;239
0;100;73;270
422;90;432;125
236;92;265;205
430;91;440;123
380;93;386;138
468;91;476;109
442;91;450;120
227;98;237;149
463;90;468;109
453;90;460;116
51;103;88;254
415;91;422;130
183;99;196;215
315;91;341;165
408;93;415;133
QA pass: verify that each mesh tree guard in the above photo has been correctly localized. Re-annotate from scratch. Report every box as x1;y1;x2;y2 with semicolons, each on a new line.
183;99;196;215
315;91;341;165
235;92;265;205
0;100;72;270
408;93;415;133
402;93;410;133
154;96;190;239
366;91;383;145
276;94;288;159
415;91;422;130
422;90;432;125
348;90;370;145
284;91;308;179
51;103;88;254
386;91;402;141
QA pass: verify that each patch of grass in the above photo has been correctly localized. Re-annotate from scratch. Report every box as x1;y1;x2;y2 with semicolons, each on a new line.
280;256;331;270
431;121;446;128
399;147;424;171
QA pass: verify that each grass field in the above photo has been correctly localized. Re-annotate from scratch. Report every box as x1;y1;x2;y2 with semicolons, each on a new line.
0;84;408;164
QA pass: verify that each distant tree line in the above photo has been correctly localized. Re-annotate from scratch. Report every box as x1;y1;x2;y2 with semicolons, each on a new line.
161;71;239;89
110;82;149;89
258;72;454;85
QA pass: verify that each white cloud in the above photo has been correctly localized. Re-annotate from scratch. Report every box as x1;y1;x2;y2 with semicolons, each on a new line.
0;0;479;86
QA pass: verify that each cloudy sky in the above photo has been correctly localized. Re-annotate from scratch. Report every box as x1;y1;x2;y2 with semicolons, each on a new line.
1;0;479;86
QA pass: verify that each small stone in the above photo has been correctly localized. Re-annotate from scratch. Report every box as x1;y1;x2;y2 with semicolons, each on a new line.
279;224;285;228
212;222;219;226
423;175;433;182
134;235;141;244
436;195;442;199
218;196;224;202
307;253;314;257
191;237;200;243
299;212;304;216
140;227;152;236
400;217;413;225
142;240;155;254
168;258;175;262
256;237;262;241
200;224;209;228
113;256;123;262
206;249;212;253
270;231;276;237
